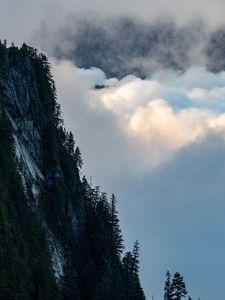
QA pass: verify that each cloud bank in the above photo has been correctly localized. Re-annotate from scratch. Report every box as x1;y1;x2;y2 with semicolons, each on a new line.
33;16;225;80
52;59;225;299
2;0;225;77
53;60;225;168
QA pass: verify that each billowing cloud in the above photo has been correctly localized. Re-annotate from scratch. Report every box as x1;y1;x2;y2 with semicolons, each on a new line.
2;0;225;83
54;62;225;168
1;0;225;75
94;68;225;167
51;59;225;299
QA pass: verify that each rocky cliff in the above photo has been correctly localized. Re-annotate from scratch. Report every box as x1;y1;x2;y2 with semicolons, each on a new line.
0;42;145;300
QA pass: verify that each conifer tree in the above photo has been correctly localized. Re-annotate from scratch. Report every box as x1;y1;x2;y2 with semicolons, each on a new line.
82;176;92;207
62;260;80;300
122;241;145;300
110;194;124;258
74;146;83;169
164;271;172;300
170;272;187;300
65;131;75;155
122;251;134;298
132;240;140;275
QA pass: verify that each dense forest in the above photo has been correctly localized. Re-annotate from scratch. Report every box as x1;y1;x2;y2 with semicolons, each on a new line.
0;41;146;300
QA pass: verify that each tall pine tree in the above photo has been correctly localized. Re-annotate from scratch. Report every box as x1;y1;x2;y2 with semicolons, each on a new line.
164;271;172;300
170;272;187;300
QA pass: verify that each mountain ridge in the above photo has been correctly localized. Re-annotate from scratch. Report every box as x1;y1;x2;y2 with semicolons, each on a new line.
0;41;145;300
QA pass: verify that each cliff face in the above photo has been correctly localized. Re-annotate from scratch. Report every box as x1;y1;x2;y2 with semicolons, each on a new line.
0;43;145;300
1;48;46;196
0;44;85;284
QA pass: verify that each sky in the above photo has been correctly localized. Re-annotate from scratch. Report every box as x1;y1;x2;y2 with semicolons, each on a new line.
2;0;225;299
52;62;225;299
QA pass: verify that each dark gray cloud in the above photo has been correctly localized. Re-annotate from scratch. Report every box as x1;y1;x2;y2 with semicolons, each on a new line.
32;16;225;80
1;0;225;73
2;1;225;80
36;18;209;78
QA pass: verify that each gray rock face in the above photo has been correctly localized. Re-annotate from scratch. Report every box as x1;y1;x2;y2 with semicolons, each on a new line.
0;48;85;282
1;60;43;171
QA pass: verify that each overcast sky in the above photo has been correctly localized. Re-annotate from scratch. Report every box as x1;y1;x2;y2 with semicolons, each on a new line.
2;0;225;44
2;1;225;299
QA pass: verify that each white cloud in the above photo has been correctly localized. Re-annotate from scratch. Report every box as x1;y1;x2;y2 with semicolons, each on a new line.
86;67;225;167
77;67;119;87
52;60;225;172
152;67;225;89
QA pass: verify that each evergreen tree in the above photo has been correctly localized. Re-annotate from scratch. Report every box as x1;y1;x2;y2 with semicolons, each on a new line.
62;260;80;300
54;103;63;127
82;176;92;208
74;146;83;170
132;240;140;275
170;272;187;300
110;194;124;258
65;131;75;155
123;251;135;298
122;241;145;300
164;271;172;300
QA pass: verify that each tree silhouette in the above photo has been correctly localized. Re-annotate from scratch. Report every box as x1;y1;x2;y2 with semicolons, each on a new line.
164;271;172;300
170;272;187;300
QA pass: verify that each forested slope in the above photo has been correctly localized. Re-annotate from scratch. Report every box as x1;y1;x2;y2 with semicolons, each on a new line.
0;41;145;300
